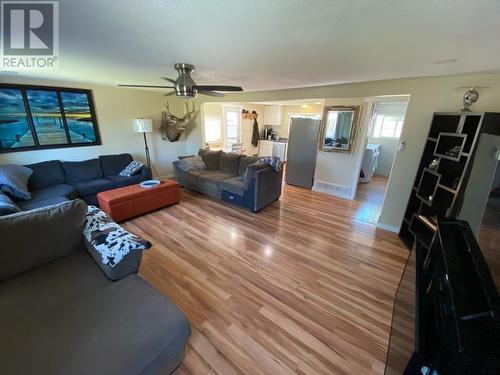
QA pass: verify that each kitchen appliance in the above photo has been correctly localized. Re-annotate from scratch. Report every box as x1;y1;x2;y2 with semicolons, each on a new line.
286;118;321;189
263;127;273;140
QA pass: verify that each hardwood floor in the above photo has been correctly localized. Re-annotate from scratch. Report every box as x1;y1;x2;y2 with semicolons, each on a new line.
124;185;409;375
355;175;389;224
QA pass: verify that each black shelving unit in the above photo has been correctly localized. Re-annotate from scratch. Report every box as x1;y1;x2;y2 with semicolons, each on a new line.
399;112;500;249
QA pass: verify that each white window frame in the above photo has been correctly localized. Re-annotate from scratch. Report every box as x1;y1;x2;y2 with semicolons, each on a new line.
370;113;405;139
203;116;223;146
222;105;241;148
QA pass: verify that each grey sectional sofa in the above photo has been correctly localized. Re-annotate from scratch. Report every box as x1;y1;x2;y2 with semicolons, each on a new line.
173;150;283;212
13;153;151;210
0;199;190;374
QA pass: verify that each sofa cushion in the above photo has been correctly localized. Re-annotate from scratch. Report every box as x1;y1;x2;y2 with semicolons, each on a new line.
26;160;65;190
72;178;116;197
220;152;241;175
0;192;21;216
99;153;133;176
0;164;33;200
177;156;207;172
105;174;145;188
63;159;103;184
119;160;144;177
17;196;69;211
0;199;86;282
0;250;190;375
220;176;245;196
238;155;261;176
29;183;78;203
198;149;222;170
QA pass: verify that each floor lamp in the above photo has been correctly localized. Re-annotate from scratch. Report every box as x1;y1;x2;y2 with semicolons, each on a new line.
133;118;153;168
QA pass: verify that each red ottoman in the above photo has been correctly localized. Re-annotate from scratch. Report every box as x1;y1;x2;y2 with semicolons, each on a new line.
97;179;180;222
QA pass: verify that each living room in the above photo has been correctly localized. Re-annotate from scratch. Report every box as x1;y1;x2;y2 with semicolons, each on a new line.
1;1;500;374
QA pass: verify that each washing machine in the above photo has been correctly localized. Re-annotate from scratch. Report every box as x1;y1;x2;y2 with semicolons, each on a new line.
359;144;380;183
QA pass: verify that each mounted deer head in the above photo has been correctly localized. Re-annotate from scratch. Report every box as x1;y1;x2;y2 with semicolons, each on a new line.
160;100;196;142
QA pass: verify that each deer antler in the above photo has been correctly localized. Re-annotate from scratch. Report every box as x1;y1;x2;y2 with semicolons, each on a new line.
182;100;195;120
164;101;180;121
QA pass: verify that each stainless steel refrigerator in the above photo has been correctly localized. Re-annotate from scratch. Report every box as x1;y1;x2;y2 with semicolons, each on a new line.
285;117;321;189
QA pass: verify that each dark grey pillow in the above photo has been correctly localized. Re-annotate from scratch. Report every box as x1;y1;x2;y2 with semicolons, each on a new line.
198;149;222;170
0;164;33;200
63;159;103;183
99;154;133;176
26;160;65;190
239;156;261;176
0;192;21;216
220;152;241;175
0;199;87;282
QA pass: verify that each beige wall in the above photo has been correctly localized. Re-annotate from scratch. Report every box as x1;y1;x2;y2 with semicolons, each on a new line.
277;104;324;138
0;77;188;177
189;71;500;231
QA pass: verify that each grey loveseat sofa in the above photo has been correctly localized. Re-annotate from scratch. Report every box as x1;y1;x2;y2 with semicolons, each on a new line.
0;199;190;374
173;150;283;212
12;153;151;211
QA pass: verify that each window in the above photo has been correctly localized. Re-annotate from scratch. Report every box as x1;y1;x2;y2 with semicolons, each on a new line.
0;84;100;153
371;114;405;138
223;106;241;146
204;117;222;144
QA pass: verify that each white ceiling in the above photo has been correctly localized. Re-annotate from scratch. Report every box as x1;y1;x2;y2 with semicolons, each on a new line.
3;0;500;91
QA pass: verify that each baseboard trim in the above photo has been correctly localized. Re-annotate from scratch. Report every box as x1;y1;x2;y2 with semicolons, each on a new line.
312;180;352;200
376;222;400;233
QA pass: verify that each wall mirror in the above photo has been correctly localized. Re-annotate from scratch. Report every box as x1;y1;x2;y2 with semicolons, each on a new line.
320;105;361;153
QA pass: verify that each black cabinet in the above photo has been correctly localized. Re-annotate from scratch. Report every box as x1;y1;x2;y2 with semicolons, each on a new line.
400;112;500;248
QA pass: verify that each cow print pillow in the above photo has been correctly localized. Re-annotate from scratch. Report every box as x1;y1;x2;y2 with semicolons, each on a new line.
84;206;151;267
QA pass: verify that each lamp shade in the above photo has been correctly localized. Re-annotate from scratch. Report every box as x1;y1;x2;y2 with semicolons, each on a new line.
133;118;153;133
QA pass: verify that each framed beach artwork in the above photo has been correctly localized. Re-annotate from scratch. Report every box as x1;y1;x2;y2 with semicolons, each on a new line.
0;84;101;153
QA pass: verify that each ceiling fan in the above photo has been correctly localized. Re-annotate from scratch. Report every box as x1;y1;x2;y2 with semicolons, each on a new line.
118;63;243;99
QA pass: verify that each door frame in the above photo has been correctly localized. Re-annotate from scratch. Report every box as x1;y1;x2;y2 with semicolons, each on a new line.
352;97;410;223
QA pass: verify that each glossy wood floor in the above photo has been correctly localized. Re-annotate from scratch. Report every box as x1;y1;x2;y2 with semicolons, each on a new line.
124;185;409;375
355;175;389;224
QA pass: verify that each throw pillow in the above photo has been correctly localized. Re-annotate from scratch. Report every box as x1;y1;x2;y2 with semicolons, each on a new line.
84;205;151;267
198;149;222;170
119;160;144;176
0;165;33;200
177;156;207;172
220;152;241;175
0;192;21;216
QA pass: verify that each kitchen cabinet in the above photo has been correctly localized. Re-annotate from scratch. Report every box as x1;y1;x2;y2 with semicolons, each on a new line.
258;140;274;157
263;105;282;126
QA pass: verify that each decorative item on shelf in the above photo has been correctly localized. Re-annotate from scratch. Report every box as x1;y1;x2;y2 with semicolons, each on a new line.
132;118;153;168
461;87;479;112
160;100;195;142
428;158;439;172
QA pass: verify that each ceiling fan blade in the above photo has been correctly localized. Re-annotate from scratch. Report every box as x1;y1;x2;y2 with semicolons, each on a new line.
118;84;175;89
197;90;224;97
161;77;177;84
164;91;176;97
194;85;243;92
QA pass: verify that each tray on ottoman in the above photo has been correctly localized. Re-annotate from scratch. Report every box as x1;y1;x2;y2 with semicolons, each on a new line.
97;179;180;222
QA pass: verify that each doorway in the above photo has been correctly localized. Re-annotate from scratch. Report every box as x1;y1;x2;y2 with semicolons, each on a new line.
355;100;409;224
